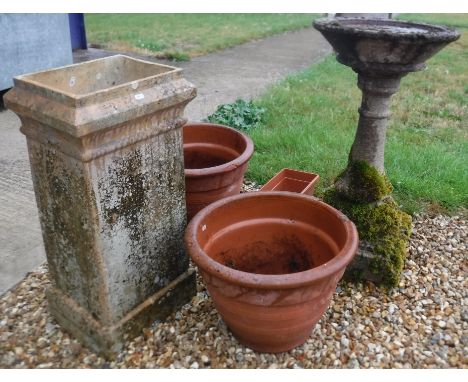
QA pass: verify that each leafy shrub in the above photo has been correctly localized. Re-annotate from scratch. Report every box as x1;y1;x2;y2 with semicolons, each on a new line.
206;99;266;131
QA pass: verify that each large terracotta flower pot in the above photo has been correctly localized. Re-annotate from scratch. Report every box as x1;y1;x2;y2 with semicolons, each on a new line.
185;191;359;352
184;122;254;220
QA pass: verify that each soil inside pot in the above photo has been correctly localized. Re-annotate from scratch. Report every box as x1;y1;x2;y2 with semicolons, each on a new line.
205;220;337;275
184;144;239;169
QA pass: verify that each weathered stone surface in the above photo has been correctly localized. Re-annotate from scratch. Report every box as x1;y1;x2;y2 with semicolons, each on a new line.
3;55;197;356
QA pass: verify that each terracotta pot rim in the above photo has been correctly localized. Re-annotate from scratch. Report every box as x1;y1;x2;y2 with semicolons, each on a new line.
183;122;254;178
185;191;359;290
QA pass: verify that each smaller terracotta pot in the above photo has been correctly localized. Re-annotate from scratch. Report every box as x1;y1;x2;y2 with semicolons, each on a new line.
184;122;254;220
260;168;320;195
185;192;358;353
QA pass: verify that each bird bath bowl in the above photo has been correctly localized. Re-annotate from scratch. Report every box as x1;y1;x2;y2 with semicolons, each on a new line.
313;18;460;75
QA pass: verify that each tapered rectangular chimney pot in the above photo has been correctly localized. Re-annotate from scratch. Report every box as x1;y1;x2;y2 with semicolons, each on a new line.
4;55;197;356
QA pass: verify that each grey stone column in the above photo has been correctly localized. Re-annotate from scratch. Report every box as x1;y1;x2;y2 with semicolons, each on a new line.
351;74;401;173
4;55;197;357
336;73;402;198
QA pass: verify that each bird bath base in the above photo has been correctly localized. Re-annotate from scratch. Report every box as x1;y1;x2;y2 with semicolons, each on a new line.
324;190;412;288
324;161;411;287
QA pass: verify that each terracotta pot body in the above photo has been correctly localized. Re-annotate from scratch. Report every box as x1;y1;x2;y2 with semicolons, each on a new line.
260;168;320;195
184;123;254;220
185;192;358;352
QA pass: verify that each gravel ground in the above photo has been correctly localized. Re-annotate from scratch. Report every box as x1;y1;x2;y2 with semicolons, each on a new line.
0;210;466;368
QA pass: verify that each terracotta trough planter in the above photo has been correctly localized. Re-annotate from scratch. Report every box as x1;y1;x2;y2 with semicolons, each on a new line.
184;122;254;220
185;192;358;352
260;168;319;195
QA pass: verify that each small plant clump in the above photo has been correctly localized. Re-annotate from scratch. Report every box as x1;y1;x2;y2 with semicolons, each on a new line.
206;99;266;131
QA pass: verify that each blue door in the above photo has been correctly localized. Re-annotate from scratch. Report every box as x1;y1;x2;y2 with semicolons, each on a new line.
69;13;87;50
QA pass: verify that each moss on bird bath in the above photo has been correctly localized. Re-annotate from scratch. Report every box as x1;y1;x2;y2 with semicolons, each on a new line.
335;160;393;203
324;186;412;288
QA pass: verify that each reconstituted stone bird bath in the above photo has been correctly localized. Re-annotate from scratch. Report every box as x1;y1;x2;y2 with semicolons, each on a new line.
313;18;460;287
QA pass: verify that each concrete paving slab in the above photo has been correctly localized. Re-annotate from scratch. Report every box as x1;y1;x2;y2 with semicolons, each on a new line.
0;26;331;295
0;110;46;294
74;27;331;121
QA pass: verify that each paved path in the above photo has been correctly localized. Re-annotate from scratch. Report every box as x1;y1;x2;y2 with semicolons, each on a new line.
0;26;331;294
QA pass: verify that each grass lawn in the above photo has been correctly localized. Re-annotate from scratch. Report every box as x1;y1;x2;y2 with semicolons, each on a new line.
245;14;467;214
85;14;319;60
397;13;468;28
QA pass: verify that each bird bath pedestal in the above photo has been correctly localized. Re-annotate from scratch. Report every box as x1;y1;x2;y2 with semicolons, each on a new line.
314;18;460;287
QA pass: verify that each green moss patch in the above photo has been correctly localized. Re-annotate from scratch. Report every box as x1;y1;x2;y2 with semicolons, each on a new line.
324;190;412;288
337;160;393;203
